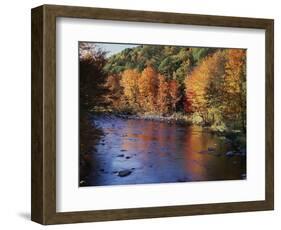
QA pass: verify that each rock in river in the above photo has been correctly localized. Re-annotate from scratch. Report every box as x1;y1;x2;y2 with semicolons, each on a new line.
118;169;132;177
226;151;235;157
79;180;86;186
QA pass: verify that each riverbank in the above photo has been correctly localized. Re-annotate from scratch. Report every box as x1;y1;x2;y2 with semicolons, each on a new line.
91;107;243;131
79;112;104;186
92;108;244;134
116;113;192;125
90;111;246;152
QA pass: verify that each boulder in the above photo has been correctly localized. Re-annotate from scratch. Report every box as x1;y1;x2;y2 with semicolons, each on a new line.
118;170;132;177
226;151;235;157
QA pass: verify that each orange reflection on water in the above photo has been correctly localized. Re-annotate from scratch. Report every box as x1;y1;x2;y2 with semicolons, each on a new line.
89;116;246;186
183;128;210;179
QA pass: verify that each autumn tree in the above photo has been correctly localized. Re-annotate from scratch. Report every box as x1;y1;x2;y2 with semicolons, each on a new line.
104;74;122;108
184;51;225;124
169;79;181;112
184;49;246;130
184;63;209;122
223;49;246;131
138;66;159;112
120;69;140;108
79;42;107;110
157;75;170;115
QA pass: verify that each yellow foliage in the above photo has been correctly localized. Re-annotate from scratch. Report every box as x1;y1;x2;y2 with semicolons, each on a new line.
120;69;140;106
138;66;159;111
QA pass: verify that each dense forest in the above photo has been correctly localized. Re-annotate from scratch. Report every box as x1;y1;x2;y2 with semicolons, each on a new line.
79;42;246;133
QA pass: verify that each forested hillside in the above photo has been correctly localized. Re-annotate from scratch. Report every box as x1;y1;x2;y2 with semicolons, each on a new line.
79;43;246;133
104;45;215;84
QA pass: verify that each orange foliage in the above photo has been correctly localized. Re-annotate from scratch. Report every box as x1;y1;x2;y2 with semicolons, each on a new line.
157;75;170;114
103;48;246;131
104;74;122;107
120;69;140;107
223;49;246;125
224;49;246;94
184;51;225;119
169;79;181;112
138;66;159;111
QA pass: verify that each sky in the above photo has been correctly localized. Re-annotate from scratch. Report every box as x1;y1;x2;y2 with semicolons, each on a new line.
94;43;138;57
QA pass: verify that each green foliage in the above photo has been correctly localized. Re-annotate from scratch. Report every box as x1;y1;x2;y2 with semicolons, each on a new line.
103;45;212;84
190;47;216;65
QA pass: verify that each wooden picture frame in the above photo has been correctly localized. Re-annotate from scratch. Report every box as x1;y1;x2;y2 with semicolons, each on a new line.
31;4;274;225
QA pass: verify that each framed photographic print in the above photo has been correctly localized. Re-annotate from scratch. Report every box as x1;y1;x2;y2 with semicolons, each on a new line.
31;4;274;224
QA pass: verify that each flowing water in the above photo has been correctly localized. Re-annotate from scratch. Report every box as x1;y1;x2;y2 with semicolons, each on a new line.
80;115;246;186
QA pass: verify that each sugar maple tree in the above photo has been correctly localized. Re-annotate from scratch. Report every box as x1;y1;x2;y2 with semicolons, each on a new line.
184;52;222;122
138;66;159;111
120;69;140;107
157;75;170;114
184;49;246;128
169;79;181;112
223;49;246;130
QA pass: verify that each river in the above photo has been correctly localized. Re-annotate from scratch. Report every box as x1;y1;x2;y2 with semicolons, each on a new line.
80;115;246;186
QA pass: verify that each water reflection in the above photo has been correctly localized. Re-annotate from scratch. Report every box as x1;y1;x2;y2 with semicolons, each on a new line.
81;115;246;186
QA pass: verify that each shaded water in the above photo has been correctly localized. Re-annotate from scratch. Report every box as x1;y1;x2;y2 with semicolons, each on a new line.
80;115;246;186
